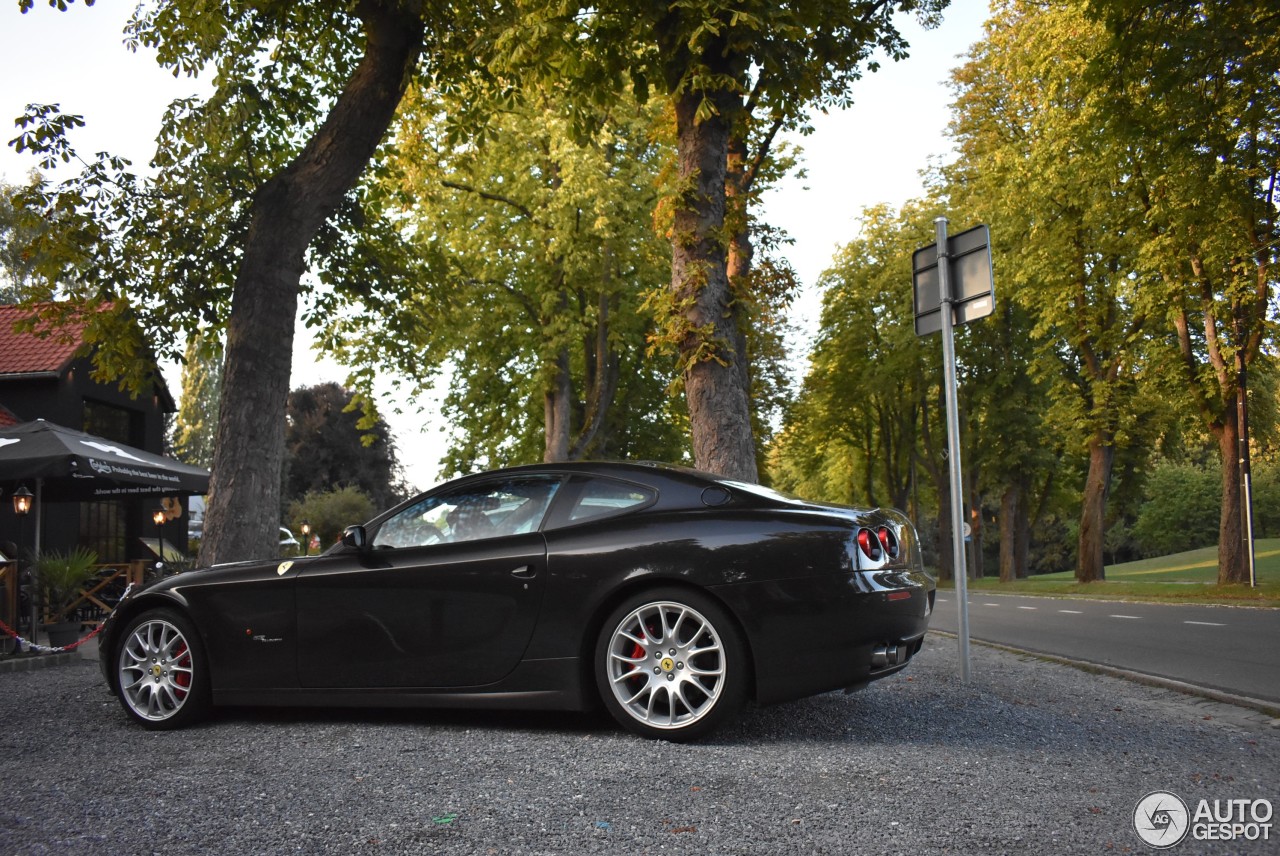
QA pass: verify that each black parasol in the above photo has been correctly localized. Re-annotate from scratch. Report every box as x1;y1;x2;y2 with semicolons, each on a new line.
0;419;209;501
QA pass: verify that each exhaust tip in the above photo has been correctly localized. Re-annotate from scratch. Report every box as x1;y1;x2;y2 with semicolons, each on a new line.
871;643;909;670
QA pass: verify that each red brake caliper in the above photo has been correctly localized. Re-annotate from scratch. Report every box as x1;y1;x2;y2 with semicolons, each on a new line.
627;621;649;691
173;642;191;691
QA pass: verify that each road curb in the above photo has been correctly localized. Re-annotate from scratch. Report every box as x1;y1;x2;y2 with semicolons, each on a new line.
0;652;76;674
931;629;1280;725
932;587;1278;610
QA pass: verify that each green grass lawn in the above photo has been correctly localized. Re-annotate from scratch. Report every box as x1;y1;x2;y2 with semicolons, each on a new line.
936;539;1280;607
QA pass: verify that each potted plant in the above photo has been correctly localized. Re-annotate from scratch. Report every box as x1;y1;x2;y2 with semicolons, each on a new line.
36;547;99;648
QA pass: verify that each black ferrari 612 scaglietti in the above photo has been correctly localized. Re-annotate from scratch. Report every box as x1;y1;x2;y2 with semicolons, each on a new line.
100;462;935;740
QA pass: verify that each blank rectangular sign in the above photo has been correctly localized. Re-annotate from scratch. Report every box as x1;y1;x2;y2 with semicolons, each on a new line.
912;224;994;337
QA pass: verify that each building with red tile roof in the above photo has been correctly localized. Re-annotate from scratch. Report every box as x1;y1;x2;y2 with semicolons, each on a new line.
0;304;88;378
1;302;184;566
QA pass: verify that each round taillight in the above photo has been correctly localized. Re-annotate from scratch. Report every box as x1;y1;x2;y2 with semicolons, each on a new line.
877;526;899;559
856;528;882;561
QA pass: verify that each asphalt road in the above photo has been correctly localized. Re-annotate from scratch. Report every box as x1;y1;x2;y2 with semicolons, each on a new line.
930;591;1280;704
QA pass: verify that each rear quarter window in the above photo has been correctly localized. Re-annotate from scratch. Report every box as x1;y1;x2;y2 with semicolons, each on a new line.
567;478;656;524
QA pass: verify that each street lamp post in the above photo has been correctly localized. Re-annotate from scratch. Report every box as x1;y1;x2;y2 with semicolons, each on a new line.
300;521;311;557
13;485;33;644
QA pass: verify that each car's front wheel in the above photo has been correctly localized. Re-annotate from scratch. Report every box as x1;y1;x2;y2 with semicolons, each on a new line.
114;608;210;729
595;588;747;740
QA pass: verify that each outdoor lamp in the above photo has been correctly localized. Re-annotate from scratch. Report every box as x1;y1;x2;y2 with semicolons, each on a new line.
301;521;311;556
13;485;32;516
152;508;167;566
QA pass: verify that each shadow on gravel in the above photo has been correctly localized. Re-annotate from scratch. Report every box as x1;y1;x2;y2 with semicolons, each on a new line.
203;686;971;749
209;703;614;737
196;688;962;749
201;672;1029;752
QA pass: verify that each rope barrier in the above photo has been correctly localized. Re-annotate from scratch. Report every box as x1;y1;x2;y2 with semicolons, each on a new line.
0;582;134;654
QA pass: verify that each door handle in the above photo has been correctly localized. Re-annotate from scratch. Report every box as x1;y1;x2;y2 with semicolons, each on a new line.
511;565;536;579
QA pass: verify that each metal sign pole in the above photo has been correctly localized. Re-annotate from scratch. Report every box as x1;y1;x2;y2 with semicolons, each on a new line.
1238;358;1258;587
30;478;43;644
936;217;972;682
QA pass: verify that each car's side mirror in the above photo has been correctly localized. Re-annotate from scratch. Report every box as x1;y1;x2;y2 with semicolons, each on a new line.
341;525;368;551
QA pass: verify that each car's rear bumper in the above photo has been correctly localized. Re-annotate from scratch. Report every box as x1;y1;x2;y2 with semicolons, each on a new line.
712;568;934;706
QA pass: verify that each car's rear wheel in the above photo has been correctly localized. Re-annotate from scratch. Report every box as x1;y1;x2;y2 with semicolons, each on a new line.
114;608;210;729
596;588;746;741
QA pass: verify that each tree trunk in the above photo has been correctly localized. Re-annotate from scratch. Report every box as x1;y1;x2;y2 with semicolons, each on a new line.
725;131;754;424
671;88;758;482
1076;435;1114;583
568;284;619;460
1015;474;1033;579
1019;469;1056;580
969;518;983;580
967;475;983;579
544;349;572;463
1215;402;1247;584
918;386;951;580
1170;295;1255;585
200;4;424;566
999;483;1020;583
933;471;955;582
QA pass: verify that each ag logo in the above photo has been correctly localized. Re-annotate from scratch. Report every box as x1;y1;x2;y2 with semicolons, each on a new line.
1134;791;1190;849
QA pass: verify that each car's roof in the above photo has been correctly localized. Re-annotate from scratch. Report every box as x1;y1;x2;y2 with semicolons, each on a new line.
433;460;852;514
441;460;728;492
364;461;735;526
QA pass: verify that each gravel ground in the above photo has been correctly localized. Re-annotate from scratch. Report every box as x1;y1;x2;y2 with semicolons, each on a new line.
1;637;1277;856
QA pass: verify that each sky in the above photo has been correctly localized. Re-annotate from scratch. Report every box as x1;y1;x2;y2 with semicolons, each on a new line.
0;0;991;492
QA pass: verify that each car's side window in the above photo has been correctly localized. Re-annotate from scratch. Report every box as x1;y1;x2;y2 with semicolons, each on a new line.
373;478;561;549
373;497;440;549
567;478;655;524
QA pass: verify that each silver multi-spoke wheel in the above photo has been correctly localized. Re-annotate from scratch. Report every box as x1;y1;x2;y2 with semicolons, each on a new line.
604;599;729;733
117;616;197;724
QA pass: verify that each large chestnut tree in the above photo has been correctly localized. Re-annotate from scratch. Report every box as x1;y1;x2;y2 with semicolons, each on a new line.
11;0;448;563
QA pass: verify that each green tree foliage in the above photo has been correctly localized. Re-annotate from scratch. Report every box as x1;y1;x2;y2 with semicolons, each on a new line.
285;485;377;553
283;383;403;510
955;286;1062;581
9;0;442;565
771;199;1062;580
724;118;805;480
771;203;939;511
738;222;801;476
1086;0;1280;584
1131;461;1220;557
1254;459;1280;538
946;0;1167;582
0;179;44;302
320;87;689;474
505;0;948;481
776;0;1275;580
171;329;222;470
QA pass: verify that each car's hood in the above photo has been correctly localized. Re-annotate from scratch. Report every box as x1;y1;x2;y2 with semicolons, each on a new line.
135;555;322;597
